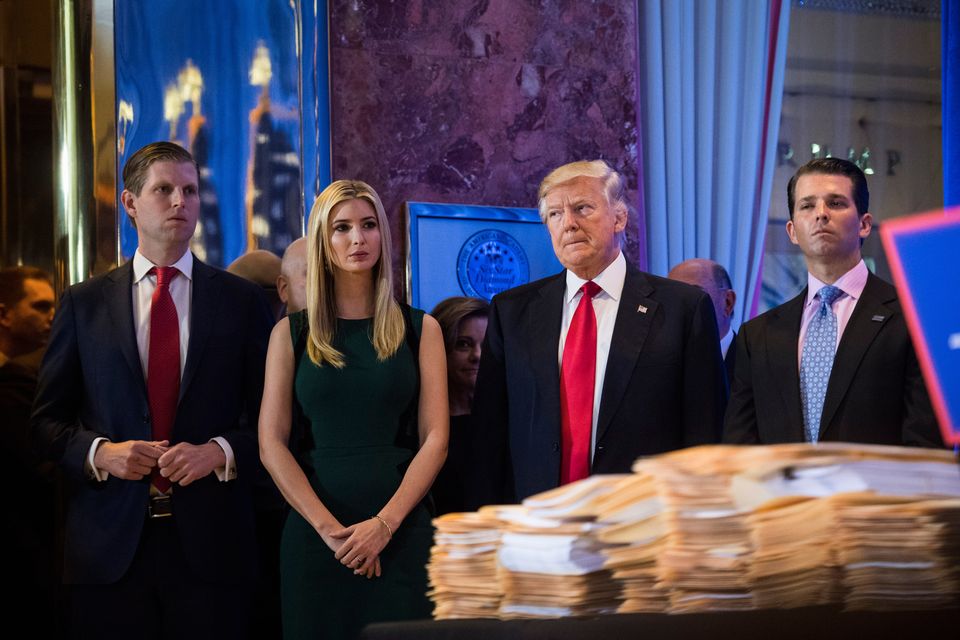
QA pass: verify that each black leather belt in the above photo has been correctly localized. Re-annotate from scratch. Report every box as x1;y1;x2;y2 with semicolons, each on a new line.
148;495;172;519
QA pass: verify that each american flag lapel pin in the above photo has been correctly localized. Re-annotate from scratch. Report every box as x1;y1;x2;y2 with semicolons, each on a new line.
637;304;648;314
871;315;885;322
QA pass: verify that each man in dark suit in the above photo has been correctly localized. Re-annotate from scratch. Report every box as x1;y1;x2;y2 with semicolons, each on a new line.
723;158;941;447
472;160;726;505
1;266;61;636
31;142;273;638
668;258;738;386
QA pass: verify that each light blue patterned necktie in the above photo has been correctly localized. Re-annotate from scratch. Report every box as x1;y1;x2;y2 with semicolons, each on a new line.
799;285;843;443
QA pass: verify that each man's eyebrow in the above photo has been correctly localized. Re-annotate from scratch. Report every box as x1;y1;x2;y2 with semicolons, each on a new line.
798;192;850;202
547;195;594;206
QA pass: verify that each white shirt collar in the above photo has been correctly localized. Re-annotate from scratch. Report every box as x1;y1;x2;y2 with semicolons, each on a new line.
132;248;194;283
719;328;734;358
564;251;626;303
805;259;868;307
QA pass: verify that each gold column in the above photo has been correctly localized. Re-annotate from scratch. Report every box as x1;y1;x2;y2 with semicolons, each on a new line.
52;0;115;290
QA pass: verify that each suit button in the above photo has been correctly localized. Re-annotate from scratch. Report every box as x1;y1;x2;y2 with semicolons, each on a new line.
143;414;150;423
597;445;605;453
552;441;560;452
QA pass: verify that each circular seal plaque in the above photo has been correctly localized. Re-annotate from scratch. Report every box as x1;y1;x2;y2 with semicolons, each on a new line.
456;229;530;301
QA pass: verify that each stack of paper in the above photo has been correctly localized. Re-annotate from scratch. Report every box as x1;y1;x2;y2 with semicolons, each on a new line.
731;444;960;611
496;476;628;618
832;495;960;611
634;447;759;613
428;508;504;619
428;443;960;620
745;496;839;608
592;474;670;612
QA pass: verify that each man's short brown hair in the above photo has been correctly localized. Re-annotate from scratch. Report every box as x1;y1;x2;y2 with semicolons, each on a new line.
121;141;198;196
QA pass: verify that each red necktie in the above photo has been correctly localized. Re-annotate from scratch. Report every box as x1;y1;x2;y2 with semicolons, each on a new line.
148;266;180;492
560;281;601;485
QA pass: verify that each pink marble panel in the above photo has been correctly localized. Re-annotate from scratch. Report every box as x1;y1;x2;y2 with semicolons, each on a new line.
329;0;643;273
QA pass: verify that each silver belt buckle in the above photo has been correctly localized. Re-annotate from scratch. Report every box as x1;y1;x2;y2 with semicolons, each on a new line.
148;495;172;519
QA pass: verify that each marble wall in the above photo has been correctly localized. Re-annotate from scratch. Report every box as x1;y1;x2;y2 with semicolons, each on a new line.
328;0;643;270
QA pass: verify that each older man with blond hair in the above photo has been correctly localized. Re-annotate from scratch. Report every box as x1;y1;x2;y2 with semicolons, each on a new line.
472;160;726;505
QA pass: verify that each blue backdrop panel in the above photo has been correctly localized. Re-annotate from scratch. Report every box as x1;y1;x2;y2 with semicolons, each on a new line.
406;202;562;313
881;210;960;446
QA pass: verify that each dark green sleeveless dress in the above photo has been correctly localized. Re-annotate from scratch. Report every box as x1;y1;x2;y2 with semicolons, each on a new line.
280;311;433;640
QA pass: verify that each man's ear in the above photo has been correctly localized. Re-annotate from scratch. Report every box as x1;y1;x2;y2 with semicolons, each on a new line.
614;204;628;233
0;303;11;329
120;189;138;226
724;289;737;318
785;220;798;246
276;275;289;305
858;212;874;239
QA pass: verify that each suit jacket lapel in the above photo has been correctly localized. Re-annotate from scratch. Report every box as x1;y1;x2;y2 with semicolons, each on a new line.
819;273;895;439
103;261;147;397
596;268;657;444
179;256;219;403
765;290;806;442
528;274;565;436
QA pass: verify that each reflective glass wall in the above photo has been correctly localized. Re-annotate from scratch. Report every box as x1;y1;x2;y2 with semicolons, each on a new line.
760;0;942;312
113;0;328;267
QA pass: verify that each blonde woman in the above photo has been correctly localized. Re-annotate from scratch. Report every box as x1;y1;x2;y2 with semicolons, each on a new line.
259;180;448;639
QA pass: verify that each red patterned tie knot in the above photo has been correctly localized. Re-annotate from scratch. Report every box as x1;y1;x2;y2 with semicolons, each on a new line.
153;266;179;288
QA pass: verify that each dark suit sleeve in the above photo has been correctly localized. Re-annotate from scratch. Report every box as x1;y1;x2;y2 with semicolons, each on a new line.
723;327;761;444
218;287;273;475
469;297;513;507
681;292;727;446
900;335;944;448
30;288;100;482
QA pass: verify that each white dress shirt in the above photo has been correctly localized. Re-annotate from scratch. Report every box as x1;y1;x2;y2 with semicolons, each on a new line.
797;259;870;368
87;249;235;483
720;329;734;359
557;251;626;463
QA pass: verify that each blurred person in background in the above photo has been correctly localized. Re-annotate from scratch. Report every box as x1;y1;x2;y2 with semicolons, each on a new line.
0;266;61;636
228;249;285;321
430;296;489;513
668;258;737;386
278;237;307;315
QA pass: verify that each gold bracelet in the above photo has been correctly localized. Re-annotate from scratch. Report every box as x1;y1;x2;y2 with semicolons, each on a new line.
373;514;393;538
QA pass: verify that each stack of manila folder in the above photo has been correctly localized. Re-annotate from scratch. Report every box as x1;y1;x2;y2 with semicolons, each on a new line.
428;509;504;619
428;443;960;619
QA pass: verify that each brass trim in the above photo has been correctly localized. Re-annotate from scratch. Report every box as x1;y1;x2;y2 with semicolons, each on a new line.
52;0;115;291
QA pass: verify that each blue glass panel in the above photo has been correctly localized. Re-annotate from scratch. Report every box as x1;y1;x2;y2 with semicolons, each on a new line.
115;0;307;266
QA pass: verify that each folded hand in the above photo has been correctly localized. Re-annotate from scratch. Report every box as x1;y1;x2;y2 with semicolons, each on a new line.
330;518;391;578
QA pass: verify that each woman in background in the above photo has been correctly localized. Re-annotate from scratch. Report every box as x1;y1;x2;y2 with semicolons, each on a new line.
259;180;448;639
430;296;489;514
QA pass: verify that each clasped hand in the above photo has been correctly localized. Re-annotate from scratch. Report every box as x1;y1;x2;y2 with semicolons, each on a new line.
94;440;225;486
329;518;392;579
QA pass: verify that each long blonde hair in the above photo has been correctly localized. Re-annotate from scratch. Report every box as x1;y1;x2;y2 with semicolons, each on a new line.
304;180;405;368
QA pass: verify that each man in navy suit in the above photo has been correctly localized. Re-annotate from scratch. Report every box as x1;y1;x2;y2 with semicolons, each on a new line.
471;160;726;505
723;158;941;447
31;142;273;638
